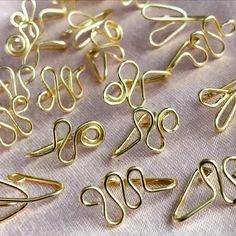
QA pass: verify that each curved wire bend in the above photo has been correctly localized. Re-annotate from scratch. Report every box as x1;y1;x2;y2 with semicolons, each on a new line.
64;9;114;49
1;173;64;203
103;60;172;109
172;157;236;223
37;0;75;32
103;60;145;109
64;9;125;83
103;17;229;110
37;65;85;113
165;15;232;74
0;65;35;106
0;173;63;222
80;166;177;226
198;79;236;132
26;118;105;165
111;107;180;159
142;3;236;48
6;0;67;68
87;43;125;84
0;179;28;222
0;95;33;148
87;20;125;83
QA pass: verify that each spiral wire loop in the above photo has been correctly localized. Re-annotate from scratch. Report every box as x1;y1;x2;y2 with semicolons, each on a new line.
26;118;105;165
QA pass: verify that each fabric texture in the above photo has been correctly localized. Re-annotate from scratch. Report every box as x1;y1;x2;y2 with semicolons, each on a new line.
0;0;236;235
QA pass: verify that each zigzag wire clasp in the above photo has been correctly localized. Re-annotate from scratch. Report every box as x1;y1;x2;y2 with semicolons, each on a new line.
37;65;85;113
80;166;177;226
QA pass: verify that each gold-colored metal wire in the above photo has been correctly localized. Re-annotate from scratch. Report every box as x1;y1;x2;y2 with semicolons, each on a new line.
26;118;105;165
104;17;231;109
80;166;177;226
172;157;236;223
142;3;236;48
37;65;85;113
87;20;125;83
63;9;113;49
0;179;28;222
87;43;125;83
199;79;236;132
0;173;63;222
37;0;77;31
111;107;180;159
0;95;33;147
63;9;125;83
0;65;35;105
103;59;171;109
6;0;68;68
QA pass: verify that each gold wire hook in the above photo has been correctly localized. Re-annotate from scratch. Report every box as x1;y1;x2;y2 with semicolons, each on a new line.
172;157;236;223
37;65;85;113
26;118;105;165
199;79;236;132
142;3;236;48
103;60;145;109
80;166;177;226
64;9;124;83
90;20;124;48
111;107;180;159
163;14;231;73
86;20;125;83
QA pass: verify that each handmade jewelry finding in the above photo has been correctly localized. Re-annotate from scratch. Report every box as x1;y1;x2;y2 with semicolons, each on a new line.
80;166;177;226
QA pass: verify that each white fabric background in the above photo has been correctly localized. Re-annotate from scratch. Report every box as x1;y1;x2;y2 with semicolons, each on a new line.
0;0;236;235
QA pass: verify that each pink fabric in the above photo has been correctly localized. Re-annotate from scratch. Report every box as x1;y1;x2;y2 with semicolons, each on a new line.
0;0;236;235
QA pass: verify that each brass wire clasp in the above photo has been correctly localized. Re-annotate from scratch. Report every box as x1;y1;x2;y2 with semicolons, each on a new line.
37;65;85;113
80;166;177;226
0;96;33;147
26;118;105;165
111;107;180;159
